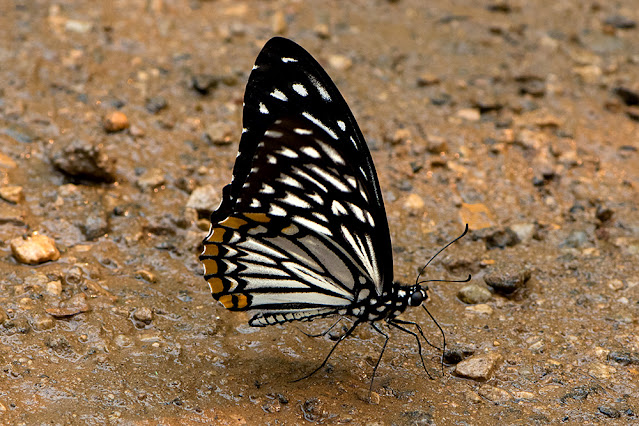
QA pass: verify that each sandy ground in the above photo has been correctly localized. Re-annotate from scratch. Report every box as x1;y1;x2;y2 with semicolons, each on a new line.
1;0;638;424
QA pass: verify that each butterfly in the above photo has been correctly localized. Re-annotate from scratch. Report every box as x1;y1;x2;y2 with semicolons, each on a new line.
200;37;469;390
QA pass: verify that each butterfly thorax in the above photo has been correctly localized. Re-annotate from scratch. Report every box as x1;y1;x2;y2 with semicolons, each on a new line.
347;283;427;322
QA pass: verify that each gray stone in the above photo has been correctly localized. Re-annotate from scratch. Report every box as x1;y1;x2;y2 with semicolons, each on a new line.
457;284;492;304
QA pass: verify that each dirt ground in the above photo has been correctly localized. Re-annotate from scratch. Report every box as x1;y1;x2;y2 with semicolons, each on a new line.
1;0;638;424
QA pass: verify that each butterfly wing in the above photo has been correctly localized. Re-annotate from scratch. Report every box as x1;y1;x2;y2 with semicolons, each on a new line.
201;37;393;326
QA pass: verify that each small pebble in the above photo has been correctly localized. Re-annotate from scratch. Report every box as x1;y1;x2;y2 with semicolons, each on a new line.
204;123;234;146
612;87;639;107
455;351;503;380
425;135;448;154
136;168;166;190
595;205;614;223
416;73;440;87
561;230;589;248
608;279;624;291
0;152;17;168
51;139;117;182
314;23;330;39
465;304;493;315
190;74;219;95
484;267;531;296
103;111;130;132
33;315;55;331
572;65;601;84
271;10;287;34
65;19;92;33
46;280;63;296
133;307;154;324
387;128;411;145
477;385;511;402
603;15;636;29
403;193;425;212
457;284;492;304
598;405;621;418
114;334;133;347
481;227;520;249
135;270;157;283
0;308;9;325
0;185;23;203
608;351;639;366
46;293;91;318
513;391;535;400
456;108;481;121
10;234;61;264
509;223;535;242
145;96;168;114
328;54;352;71
459;203;495;230
186;185;219;217
588;362;615;379
464;390;482;403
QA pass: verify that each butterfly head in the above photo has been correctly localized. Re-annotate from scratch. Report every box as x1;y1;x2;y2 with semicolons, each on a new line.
408;284;428;307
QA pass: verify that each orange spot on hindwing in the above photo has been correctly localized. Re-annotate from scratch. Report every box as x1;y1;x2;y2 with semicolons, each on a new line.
201;258;218;274
205;228;225;243
244;213;271;223
220;216;247;229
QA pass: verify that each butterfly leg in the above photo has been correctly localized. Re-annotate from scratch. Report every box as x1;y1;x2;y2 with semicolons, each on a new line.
390;317;442;351
292;320;362;383
369;322;390;396
387;320;434;380
297;317;343;338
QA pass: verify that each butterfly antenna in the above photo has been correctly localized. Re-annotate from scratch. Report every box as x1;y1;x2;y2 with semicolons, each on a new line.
415;223;469;286
416;274;471;287
422;305;446;376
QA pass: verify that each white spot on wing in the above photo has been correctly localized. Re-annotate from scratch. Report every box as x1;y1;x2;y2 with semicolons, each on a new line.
292;83;308;97
301;146;321;158
308;74;331;101
265;130;283;138
278;147;299;158
277;175;303;188
365;211;375;227
252;64;259;70
293;216;332;236
316;140;345;165
270;89;288;102
312;212;328;222
347;202;367;223
261;183;275;194
308;164;349;192
280;192;311;209
292;167;328;192
308;192;324;205
331;200;348;215
259;102;269;114
337;120;346;131
281;57;298;63
269;204;287;217
302;112;338;140
294;128;313;135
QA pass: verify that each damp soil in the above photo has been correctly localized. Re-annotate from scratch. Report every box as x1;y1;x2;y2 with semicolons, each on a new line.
1;1;638;424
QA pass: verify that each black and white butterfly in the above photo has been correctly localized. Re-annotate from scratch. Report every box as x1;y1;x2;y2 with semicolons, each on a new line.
200;37;468;388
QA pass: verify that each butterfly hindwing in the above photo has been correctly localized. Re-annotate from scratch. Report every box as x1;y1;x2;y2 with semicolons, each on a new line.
202;38;394;326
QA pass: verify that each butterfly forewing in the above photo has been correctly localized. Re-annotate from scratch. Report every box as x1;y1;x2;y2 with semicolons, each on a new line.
202;37;394;326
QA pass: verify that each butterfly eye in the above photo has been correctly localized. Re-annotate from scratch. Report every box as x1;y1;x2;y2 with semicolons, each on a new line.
409;289;425;307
